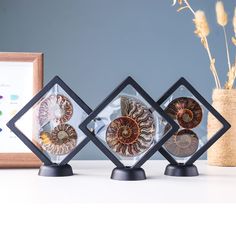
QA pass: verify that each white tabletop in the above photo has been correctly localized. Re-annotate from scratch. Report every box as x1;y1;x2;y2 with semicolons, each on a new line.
1;160;235;203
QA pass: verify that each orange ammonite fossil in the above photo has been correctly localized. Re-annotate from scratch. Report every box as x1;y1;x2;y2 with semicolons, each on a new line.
106;96;156;157
39;124;77;156
164;129;199;157
38;94;73;126
165;97;203;129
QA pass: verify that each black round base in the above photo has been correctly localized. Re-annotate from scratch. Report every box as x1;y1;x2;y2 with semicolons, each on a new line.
164;163;199;177
111;167;146;181
38;164;73;177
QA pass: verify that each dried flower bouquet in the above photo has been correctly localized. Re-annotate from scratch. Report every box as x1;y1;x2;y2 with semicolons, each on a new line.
172;0;236;89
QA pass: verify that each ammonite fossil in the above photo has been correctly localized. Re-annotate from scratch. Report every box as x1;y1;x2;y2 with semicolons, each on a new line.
165;97;202;129
106;96;156;157
164;129;199;157
39;124;77;156
38;94;73;126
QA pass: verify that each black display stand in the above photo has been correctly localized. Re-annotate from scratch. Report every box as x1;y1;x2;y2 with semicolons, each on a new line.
164;163;198;177
7;76;92;177
157;77;231;177
111;167;146;181
38;164;73;177
80;76;179;181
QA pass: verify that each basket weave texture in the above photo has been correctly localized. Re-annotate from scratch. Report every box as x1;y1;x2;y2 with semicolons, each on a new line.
208;89;236;166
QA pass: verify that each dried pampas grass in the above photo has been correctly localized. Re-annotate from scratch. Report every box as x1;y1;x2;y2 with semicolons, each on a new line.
172;0;236;90
193;10;221;88
232;8;236;46
225;58;236;89
216;1;231;72
216;1;228;27
194;10;210;37
233;8;236;36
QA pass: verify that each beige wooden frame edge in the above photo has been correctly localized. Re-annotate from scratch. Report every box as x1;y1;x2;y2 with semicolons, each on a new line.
0;52;43;168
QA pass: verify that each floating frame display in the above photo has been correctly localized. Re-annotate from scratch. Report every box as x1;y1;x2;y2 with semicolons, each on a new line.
157;77;231;176
80;76;179;181
0;52;43;168
7;76;92;176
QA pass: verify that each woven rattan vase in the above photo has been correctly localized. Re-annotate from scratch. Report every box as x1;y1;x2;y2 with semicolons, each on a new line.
208;89;236;166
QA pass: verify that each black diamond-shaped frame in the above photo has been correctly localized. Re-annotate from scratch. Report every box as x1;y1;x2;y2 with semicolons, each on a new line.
7;76;92;166
157;77;231;165
79;76;179;168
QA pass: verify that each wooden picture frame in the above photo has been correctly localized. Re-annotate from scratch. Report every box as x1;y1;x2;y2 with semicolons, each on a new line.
0;52;43;168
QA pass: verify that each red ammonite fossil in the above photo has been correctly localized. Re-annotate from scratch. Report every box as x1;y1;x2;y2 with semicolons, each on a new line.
38;94;73;126
164;129;199;157
106;96;156;157
165;97;202;129
39;124;77;156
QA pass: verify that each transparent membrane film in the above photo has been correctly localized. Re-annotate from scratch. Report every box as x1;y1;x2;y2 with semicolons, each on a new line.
160;85;223;163
87;85;170;166
15;84;87;164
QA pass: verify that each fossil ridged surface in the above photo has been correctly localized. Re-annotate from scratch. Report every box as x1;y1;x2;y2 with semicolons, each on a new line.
40;124;77;156
165;97;202;129
106;96;156;157
164;128;199;157
38;94;73;126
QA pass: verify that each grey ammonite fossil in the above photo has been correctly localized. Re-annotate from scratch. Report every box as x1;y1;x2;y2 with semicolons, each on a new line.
165;97;202;129
39;124;77;156
163;126;199;157
38;94;73;126
106;96;156;157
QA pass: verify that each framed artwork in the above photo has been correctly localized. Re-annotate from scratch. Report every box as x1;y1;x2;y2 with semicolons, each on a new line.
0;52;43;168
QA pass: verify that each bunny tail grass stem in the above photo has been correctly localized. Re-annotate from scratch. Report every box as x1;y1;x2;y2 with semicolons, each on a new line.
223;26;231;71
205;39;221;88
184;0;195;15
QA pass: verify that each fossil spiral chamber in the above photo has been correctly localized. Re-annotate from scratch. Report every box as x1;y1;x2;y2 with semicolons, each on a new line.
39;124;78;156
38;94;73;126
164;128;199;157
106;96;156;158
165;97;202;129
